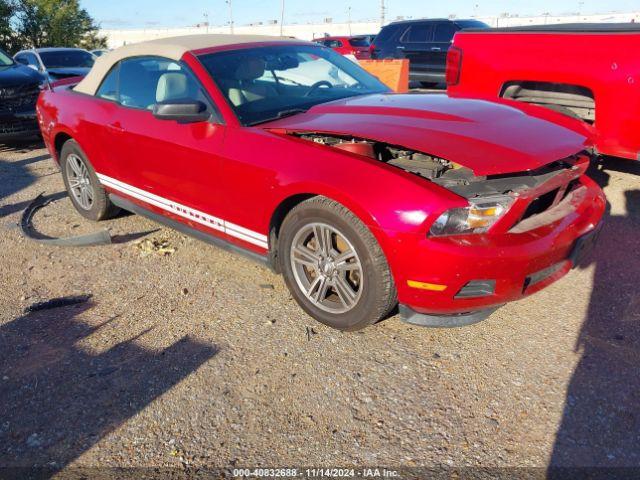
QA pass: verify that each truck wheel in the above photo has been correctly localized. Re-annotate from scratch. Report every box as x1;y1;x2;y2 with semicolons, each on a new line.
279;197;397;331
60;139;120;221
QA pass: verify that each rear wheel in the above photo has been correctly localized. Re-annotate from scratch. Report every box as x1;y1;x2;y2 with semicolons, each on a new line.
279;197;397;331
60;140;120;221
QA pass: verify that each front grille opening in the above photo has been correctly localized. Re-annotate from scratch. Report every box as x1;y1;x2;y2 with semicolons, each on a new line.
521;188;559;221
0;84;40;115
524;262;565;292
0;118;38;135
455;280;496;299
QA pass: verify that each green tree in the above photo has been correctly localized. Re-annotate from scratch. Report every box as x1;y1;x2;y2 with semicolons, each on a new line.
0;0;18;52
12;0;107;51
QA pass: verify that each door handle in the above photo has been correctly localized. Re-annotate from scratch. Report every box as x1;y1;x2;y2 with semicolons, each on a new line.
396;45;405;50
431;47;442;51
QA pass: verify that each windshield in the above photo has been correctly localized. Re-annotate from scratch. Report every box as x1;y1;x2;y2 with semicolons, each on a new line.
0;49;13;66
39;50;95;69
199;44;390;126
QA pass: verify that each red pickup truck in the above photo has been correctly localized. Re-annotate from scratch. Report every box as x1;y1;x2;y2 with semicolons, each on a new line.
446;24;640;161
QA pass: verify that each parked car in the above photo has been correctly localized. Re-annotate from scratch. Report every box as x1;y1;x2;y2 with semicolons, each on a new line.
446;23;640;161
371;18;489;87
314;35;372;59
0;47;45;141
14;48;95;82
91;49;109;57
37;35;605;330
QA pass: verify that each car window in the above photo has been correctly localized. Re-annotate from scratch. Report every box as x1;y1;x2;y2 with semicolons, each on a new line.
349;37;370;47
96;63;119;101
0;49;12;66
401;24;434;43
117;57;204;110
374;24;402;45
199;44;389;126
17;53;39;68
325;40;343;48
455;20;490;29
433;23;458;42
39;50;94;68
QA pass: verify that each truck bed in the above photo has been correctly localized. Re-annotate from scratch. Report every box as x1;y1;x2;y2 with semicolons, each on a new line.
464;23;640;33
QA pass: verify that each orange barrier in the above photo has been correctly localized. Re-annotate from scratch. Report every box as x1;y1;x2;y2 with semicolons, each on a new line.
358;59;410;93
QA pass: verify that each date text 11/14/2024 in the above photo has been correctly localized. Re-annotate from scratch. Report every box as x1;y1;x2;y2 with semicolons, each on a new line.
232;468;400;478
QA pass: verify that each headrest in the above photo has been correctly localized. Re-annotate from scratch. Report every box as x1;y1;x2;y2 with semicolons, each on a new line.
156;72;188;103
234;58;266;81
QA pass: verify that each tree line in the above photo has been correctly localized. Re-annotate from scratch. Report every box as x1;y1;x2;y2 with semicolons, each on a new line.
0;0;107;53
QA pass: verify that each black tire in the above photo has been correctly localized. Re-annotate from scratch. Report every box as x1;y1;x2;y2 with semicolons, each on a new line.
278;196;397;331
538;103;583;121
60;139;120;221
420;81;440;89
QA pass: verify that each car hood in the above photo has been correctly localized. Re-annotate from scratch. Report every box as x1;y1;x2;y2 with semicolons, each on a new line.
0;63;44;87
263;94;590;176
47;67;90;79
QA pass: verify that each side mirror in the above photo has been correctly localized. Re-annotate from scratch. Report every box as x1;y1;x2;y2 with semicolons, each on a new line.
152;100;210;123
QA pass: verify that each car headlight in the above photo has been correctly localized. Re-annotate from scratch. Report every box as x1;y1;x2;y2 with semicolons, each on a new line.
429;195;514;236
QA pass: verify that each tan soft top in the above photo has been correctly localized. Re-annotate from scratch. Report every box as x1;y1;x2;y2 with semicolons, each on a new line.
75;34;304;95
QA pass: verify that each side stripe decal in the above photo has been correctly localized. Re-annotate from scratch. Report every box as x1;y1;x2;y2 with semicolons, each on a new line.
96;173;269;249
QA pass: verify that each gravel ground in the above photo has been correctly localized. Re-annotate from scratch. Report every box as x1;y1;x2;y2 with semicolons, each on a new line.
0;140;639;476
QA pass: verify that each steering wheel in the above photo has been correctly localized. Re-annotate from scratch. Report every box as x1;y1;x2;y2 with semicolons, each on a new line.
305;80;334;97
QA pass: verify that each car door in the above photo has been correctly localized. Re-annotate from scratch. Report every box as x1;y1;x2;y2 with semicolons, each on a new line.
431;22;459;75
396;23;436;78
108;56;227;231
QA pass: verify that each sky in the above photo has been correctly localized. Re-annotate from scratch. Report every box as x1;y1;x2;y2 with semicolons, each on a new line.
80;0;640;29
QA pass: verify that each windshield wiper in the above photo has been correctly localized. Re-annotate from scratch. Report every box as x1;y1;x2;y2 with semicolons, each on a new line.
248;108;308;126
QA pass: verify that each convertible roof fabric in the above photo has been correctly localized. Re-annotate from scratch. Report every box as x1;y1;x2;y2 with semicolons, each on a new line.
75;34;303;95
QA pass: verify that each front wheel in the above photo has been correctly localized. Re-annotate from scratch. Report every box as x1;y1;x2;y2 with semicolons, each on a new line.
279;197;397;331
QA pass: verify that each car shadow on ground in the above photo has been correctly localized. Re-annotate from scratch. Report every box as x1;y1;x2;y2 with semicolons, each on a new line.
549;158;640;471
0;139;50;208
0;297;218;474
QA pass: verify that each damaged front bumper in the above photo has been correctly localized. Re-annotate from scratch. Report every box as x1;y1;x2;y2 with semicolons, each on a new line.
393;165;606;327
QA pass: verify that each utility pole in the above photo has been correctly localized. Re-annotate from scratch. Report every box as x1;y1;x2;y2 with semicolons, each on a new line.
280;0;285;36
380;0;385;28
203;12;209;33
227;0;234;34
348;6;352;36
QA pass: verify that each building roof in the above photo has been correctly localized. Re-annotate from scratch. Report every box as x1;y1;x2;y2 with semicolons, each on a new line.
74;34;304;95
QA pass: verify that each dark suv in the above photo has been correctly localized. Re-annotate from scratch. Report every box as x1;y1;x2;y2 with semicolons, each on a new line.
0;48;44;142
371;18;489;87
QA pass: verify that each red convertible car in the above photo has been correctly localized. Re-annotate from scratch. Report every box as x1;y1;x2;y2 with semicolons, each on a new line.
37;35;605;331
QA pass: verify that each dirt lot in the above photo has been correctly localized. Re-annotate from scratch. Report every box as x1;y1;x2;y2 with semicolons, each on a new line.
1;140;639;476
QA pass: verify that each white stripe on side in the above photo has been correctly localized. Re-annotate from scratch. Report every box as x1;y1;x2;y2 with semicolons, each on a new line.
96;173;268;250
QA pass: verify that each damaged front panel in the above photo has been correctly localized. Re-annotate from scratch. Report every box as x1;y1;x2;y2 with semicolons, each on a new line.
295;132;591;231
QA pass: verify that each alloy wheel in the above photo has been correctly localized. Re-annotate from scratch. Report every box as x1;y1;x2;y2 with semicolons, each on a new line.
289;222;364;314
66;154;95;211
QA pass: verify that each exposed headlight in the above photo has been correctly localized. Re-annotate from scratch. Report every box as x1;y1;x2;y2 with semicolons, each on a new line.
429;195;514;236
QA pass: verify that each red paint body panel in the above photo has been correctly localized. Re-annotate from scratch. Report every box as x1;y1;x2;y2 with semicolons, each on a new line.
313;36;372;59
448;30;640;160
36;42;605;316
264;93;591;175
